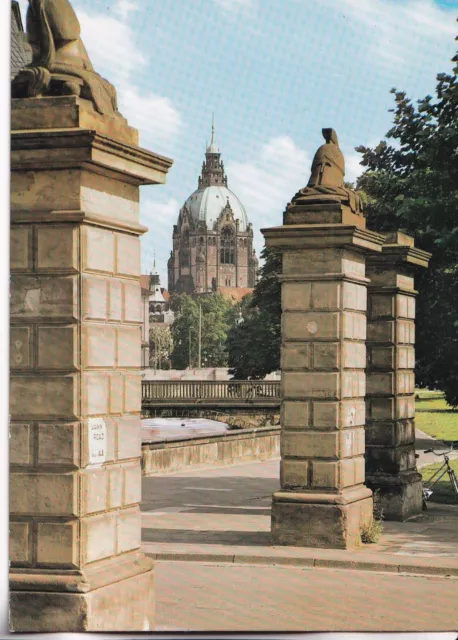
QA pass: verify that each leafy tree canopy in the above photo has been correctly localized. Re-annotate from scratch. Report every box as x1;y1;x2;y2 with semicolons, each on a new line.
356;39;458;405
227;247;282;379
169;293;234;369
149;324;173;370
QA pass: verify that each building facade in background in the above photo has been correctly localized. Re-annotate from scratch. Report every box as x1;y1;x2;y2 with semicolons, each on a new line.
168;122;259;297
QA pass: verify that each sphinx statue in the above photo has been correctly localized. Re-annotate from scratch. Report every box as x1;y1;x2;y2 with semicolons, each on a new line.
291;129;363;216
12;0;118;116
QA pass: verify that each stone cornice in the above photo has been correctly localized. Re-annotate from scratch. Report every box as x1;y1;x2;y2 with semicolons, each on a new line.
11;128;173;186
261;224;385;254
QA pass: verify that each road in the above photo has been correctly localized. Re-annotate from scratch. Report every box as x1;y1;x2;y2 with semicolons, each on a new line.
155;560;458;632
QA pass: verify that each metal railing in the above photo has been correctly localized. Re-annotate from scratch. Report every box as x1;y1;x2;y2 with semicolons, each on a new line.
142;379;281;403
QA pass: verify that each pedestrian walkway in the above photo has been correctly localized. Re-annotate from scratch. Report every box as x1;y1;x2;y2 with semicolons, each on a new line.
141;456;458;570
142;434;458;632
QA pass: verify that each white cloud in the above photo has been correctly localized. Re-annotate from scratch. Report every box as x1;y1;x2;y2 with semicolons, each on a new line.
344;150;364;184
322;0;456;69
227;136;309;256
113;0;139;20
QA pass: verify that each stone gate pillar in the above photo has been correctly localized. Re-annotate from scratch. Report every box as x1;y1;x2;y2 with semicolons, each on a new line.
262;129;384;549
365;232;430;520
9;92;172;630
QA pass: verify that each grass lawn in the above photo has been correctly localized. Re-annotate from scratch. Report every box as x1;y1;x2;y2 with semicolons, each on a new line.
421;459;458;504
415;396;458;442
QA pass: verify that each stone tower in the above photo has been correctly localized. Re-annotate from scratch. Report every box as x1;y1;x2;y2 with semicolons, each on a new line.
168;119;258;295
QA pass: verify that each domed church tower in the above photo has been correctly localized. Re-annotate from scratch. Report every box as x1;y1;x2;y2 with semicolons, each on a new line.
169;119;258;296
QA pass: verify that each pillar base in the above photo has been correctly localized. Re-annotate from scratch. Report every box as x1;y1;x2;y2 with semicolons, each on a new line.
271;486;373;549
366;470;423;521
9;553;154;633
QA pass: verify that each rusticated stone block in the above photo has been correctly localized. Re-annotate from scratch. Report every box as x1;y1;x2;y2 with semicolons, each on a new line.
342;342;366;369
82;374;109;416
108;465;123;508
342;282;367;311
124;375;141;413
283;431;339;459
11;226;32;271
11;169;81;212
397;371;415;394
312;402;339;429
116;416;141;460
370;294;394;319
83;325;116;368
342;312;366;340
397;320;415;344
36;226;77;271
283;371;339;399
82;226;115;274
370;346;395;369
109;280;122;321
312;281;340;310
82;513;116;564
10;423;32;465
341;371;365;398
341;399;365;427
282;282;311;311
10;327;32;369
37;326;77;369
367;320;395;343
82;275;107;321
313;342;339;370
10;472;78;516
36;521;78;567
311;460;339;489
123;281;142;323
117;507;141;553
109;374;124;414
81;468;108;514
9;521;31;565
123;464;142;505
281;342;311;370
339;428;365;458
340;457;365;487
283;312;339;341
366;372;395;396
280;460;309;489
397;294;415;319
37;423;80;466
115;234;140;277
10;376;77;419
397;346;415;369
117;326;141;368
10;275;78;319
282;401;310;428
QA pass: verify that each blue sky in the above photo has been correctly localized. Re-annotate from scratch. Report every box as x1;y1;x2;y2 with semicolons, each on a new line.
16;0;458;285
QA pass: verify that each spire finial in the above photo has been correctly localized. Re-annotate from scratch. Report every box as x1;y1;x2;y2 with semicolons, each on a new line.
211;112;215;147
153;250;156;271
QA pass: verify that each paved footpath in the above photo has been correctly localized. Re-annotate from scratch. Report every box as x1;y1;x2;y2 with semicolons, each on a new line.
142;434;458;632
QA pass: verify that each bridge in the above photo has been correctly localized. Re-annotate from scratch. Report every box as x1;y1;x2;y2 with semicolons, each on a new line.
141;379;281;417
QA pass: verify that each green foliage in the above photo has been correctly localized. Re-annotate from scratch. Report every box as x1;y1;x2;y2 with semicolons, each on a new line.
169;293;234;369
227;247;282;379
356;41;458;406
414;396;458;441
149;324;173;369
360;519;384;544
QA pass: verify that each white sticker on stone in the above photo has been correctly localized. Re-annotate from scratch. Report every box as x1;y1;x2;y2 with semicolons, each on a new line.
306;321;318;335
88;417;107;465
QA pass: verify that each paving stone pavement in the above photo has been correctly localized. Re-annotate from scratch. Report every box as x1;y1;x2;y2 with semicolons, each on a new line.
154;561;458;632
142;437;458;632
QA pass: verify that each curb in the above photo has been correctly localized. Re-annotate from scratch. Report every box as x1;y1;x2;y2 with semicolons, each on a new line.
144;550;458;578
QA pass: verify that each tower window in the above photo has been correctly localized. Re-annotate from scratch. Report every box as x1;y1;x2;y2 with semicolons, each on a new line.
220;226;235;265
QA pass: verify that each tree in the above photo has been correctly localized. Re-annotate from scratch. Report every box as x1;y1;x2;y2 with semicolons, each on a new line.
227;247;282;379
149;324;173;369
356;38;458;405
169;293;234;369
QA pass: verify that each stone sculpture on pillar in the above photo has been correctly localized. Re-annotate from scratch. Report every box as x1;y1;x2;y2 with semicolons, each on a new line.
10;0;172;632
262;129;385;549
12;0;117;115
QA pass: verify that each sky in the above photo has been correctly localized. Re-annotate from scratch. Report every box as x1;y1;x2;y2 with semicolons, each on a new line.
15;0;458;285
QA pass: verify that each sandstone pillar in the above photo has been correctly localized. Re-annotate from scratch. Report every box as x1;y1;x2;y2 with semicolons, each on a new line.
9;96;172;632
365;232;430;520
263;217;384;548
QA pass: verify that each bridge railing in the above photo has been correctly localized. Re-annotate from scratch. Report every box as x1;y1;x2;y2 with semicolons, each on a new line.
142;379;281;403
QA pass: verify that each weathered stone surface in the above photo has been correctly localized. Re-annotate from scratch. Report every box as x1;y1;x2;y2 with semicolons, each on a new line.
10;423;32;465
10;376;77;419
36;521;78;566
10;472;78;516
37;326;77;369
